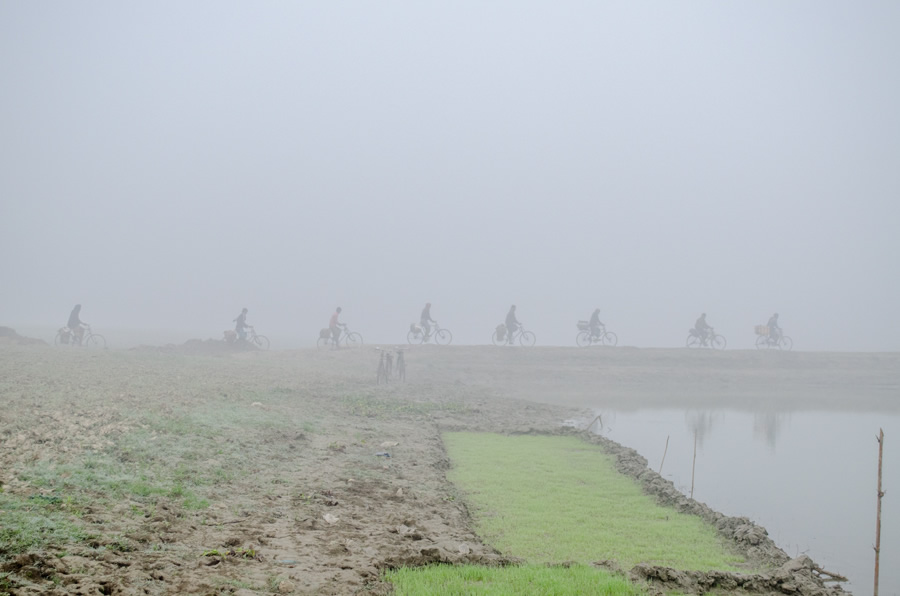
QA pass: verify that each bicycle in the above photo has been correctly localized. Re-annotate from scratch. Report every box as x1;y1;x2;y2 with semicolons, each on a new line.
491;323;536;347
575;321;618;347
407;321;453;345
242;326;270;350
376;348;406;383
686;327;726;350
55;324;106;348
376;348;394;384
317;325;364;350
754;326;793;350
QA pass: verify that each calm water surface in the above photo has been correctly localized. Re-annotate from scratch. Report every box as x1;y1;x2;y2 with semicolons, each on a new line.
588;409;898;595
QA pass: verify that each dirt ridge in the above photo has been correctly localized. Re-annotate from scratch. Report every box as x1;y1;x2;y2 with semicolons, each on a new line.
571;428;846;595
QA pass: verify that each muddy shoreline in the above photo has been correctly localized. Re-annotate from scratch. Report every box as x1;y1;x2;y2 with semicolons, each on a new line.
572;428;846;595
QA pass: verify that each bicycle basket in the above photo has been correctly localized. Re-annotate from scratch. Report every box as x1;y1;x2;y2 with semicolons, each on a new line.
577;320;589;331
495;324;506;339
754;325;769;336
409;323;420;333
319;327;331;339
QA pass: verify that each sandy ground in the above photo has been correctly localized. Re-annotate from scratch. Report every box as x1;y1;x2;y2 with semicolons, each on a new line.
1;339;897;595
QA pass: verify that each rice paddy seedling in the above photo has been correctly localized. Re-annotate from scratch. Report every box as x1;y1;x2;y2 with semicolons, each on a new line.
442;433;747;571
386;563;642;595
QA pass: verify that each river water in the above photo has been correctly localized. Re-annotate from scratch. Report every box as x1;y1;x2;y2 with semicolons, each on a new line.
586;408;898;595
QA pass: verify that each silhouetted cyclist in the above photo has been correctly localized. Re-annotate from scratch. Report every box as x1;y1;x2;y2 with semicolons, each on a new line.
420;302;435;339
234;308;250;341
767;313;781;342
694;313;713;345
505;305;520;344
67;304;87;345
330;307;345;348
589;308;604;339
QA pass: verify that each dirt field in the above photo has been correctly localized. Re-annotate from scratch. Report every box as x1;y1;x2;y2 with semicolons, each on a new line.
1;339;897;595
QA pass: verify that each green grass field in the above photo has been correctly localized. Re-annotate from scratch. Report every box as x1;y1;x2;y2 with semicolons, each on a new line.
387;432;748;594
444;433;745;570
386;563;642;596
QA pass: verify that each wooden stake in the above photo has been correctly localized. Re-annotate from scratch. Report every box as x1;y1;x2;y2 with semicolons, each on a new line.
659;435;670;475
874;428;885;596
690;431;697;500
585;414;602;432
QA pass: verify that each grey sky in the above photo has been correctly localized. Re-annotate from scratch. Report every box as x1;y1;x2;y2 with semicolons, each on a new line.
2;2;898;349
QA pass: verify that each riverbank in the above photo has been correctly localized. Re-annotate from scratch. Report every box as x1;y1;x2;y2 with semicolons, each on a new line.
2;342;895;593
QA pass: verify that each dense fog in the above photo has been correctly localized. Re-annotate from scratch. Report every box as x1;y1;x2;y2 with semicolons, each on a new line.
2;2;898;350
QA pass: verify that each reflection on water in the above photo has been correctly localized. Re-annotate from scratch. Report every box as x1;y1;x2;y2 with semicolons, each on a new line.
590;409;899;596
753;411;786;448
685;411;716;448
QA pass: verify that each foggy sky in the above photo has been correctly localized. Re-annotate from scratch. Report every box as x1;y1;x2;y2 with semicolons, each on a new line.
2;2;898;350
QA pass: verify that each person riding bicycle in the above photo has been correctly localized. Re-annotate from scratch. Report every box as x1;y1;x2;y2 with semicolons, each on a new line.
589;308;604;339
767;313;781;343
505;305;520;345
234;308;250;341
694;313;713;346
67;304;87;345
420;302;435;340
330;307;345;349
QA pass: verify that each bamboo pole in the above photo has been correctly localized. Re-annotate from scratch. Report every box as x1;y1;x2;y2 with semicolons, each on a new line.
658;435;670;475
874;428;885;596
690;431;697;500
585;414;602;432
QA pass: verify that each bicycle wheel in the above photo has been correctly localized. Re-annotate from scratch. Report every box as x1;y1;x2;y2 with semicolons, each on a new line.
779;336;793;351
317;337;331;350
407;330;424;344
254;335;270;350
711;334;727;350
85;334;106;348
519;331;536;347
345;332;363;349
602;331;618;347
434;328;453;345
686;334;701;348
755;335;768;350
491;329;506;346
575;331;591;347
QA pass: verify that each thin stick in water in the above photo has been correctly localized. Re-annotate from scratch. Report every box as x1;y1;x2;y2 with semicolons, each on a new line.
874;428;885;596
585;414;602;432
659;435;670;475
690;431;697;500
